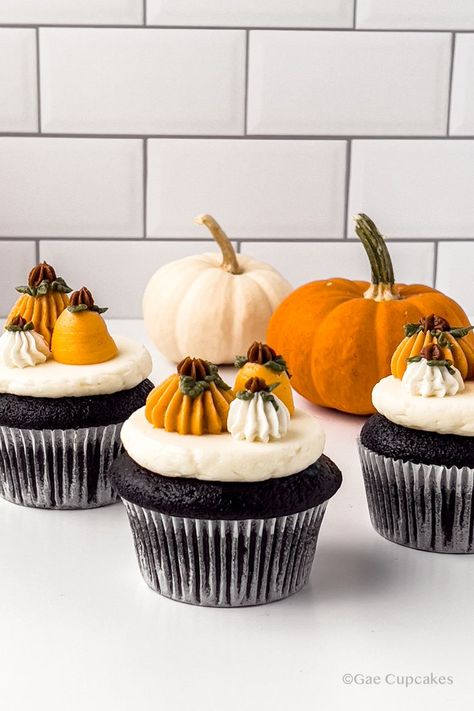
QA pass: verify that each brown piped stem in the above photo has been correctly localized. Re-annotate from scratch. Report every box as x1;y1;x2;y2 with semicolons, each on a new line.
420;314;451;332
247;341;277;364
245;377;269;393
421;344;443;361
70;287;95;308
28;262;57;287
353;214;401;302
177;357;210;380
6;315;30;331
194;214;242;275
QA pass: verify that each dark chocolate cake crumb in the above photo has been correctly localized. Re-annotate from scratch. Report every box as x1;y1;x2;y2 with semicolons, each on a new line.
361;414;474;468
0;379;154;430
111;452;342;520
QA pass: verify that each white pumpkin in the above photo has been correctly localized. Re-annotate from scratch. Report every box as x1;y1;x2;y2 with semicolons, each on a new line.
143;214;292;364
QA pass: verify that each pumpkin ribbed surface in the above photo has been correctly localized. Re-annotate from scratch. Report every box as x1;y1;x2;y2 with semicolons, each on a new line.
266;216;473;415
7;292;69;346
391;315;474;380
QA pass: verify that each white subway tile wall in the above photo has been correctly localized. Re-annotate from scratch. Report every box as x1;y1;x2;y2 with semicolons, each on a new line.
0;138;143;236
40;29;246;134
0;1;143;25
450;35;474;135
0;241;36;315
0;4;473;316
247;31;451;135
348;140;474;238
0;29;37;132
146;0;354;28
40;240;226;317
357;1;474;30
244;241;435;288
147;139;346;238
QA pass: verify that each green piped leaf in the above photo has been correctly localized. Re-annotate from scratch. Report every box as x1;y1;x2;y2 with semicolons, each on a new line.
5;320;34;332
179;376;209;399
449;325;474;339
67;304;108;314
236;390;254;401
15;277;72;297
67;303;89;313
404;323;421;337
234;355;248;369
205;363;231;391
264;356;287;374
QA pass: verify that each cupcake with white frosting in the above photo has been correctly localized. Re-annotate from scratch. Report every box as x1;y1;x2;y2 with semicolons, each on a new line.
359;313;474;553
111;355;342;607
0;271;153;510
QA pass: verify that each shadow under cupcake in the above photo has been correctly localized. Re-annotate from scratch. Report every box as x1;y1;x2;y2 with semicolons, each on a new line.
111;349;342;607
359;314;474;554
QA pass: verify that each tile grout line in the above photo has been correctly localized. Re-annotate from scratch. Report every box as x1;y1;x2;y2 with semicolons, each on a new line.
35;27;42;133
343;139;352;239
0;23;468;32
1;133;474;140
446;32;456;135
143;0;147;25
352;0;357;29
243;29;250;135
6;237;470;243
142;138;147;238
432;241;439;287
34;239;40;263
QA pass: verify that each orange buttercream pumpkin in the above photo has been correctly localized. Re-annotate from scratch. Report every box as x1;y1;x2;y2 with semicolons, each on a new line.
391;314;474;380
234;341;294;415
6;262;71;345
145;357;234;435
267;214;474;415
51;287;118;365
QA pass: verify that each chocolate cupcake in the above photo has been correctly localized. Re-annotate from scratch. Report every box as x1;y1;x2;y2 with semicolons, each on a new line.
359;314;474;553
0;269;153;510
111;357;342;607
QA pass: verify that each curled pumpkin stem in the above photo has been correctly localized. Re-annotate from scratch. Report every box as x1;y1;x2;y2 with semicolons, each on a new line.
195;214;242;275
354;214;401;302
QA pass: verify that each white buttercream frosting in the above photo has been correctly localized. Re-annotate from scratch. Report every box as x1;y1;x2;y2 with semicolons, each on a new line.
373;376;474;436
0;329;51;368
402;359;464;398
121;407;325;482
227;392;290;442
0;336;152;398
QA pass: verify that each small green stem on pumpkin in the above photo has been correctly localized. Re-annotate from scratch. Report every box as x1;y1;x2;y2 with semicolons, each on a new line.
353;214;401;302
195;214;242;275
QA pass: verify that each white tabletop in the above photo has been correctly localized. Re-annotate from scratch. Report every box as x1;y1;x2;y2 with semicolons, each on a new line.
0;320;471;711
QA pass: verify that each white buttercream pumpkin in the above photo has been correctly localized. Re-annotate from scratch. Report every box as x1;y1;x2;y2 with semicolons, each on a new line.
142;214;292;364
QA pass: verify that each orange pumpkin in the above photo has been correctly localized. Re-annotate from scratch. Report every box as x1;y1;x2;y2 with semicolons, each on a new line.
6;262;71;345
267;214;474;415
145;357;234;435
51;287;118;365
391;314;474;380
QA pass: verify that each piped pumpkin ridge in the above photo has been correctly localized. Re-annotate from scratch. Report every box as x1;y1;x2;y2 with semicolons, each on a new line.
6;261;71;345
145;357;234;435
391;314;474;380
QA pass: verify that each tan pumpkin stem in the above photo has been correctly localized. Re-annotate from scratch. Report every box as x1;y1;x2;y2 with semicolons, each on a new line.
354;214;401;302
195;214;242;275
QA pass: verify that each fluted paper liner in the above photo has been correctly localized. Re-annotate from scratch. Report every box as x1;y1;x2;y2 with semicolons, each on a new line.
358;440;474;553
0;423;122;509
122;500;328;606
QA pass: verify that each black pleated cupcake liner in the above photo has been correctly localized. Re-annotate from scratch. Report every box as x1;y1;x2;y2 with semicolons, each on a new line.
0;424;122;509
122;499;328;606
358;440;474;553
